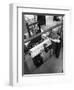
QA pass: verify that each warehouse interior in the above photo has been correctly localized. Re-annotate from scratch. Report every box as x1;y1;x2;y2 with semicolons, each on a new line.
22;13;63;75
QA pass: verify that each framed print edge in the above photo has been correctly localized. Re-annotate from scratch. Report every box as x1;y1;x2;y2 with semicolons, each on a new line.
9;3;71;86
9;4;18;86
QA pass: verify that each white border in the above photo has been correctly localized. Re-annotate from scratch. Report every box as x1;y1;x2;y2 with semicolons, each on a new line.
9;4;71;86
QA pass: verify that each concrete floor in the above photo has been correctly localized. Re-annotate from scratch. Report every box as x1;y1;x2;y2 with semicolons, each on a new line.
24;48;63;74
32;48;63;74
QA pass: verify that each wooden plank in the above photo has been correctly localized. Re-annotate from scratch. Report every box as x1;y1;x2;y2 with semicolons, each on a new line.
24;22;63;43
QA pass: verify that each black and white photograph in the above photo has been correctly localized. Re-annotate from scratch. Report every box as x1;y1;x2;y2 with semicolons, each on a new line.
22;13;63;75
9;4;71;86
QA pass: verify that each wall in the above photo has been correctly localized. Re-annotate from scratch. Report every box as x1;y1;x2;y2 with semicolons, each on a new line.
0;0;74;90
